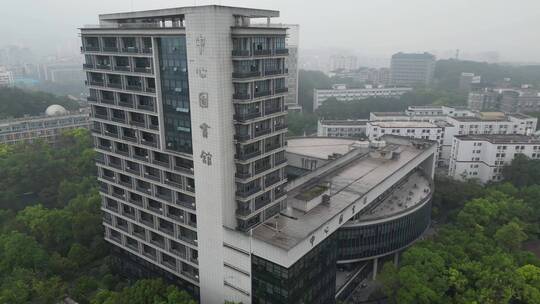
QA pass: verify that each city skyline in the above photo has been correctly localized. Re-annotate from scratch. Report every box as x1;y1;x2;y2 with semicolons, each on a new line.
2;0;540;63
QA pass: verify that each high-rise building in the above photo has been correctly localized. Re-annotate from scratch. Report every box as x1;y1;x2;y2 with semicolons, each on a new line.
390;52;436;86
82;6;437;303
284;24;301;112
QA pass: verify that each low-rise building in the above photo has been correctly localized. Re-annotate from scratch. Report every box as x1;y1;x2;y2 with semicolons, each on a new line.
448;134;540;183
317;119;368;138
313;84;412;110
0;105;90;145
368;108;537;167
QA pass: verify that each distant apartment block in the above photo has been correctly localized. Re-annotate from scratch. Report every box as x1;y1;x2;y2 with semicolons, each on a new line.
38;63;85;83
390;52;436;86
313;84;412;110
0;105;90;145
468;88;500;111
501;88;540;113
330;55;358;71
448;134;540;183
317;119;368;138
0;67;14;87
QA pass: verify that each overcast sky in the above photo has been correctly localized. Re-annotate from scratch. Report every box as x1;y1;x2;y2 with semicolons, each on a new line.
2;0;540;62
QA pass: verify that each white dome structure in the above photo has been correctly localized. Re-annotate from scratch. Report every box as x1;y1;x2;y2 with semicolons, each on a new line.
45;104;68;116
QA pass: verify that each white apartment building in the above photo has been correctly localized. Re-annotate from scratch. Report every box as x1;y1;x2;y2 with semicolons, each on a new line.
313;84;412;110
367;108;537;167
317;119;368;138
448;134;540;183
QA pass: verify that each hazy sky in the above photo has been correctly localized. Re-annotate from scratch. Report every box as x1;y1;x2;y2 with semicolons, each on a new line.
2;0;540;62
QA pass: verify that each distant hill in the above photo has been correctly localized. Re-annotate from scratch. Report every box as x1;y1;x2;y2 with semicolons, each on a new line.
435;59;540;89
0;87;79;119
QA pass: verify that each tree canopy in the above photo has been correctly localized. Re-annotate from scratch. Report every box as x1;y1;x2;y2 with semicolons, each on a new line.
0;87;79;119
379;176;540;304
0;130;198;304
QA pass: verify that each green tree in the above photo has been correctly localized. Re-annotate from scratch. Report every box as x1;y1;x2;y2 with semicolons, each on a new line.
495;221;528;251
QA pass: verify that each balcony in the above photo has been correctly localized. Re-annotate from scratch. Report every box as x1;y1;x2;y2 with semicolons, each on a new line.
275;87;289;94
133;154;150;162
141;139;158;148
134;67;152;74
142;48;153;54
156;192;173;202
232;50;250;57
233;93;251;100
235;171;251;179
176;199;196;210
274;157;287;166
236;186;261;198
233;71;261;79
136;185;153;195
234;112;261;122
138;104;155;112
111;115;126;124
236;208;252;217
87;96;98;102
145;87;156;94
275;48;289;55
126;85;143;92
118;99;135;108
236;150;261;161
84;46;100;52
254;49;271;56
254;128;272;138
83;63;94;69
264;70;283;76
107;82;123;89
254;90;271;98
96;64;112;71
265;175;281;187
274;123;288;131
234;133;251;141
130;198;145;210
174;165;194;175
103;46;119;52
265;144;282;154
275;189;286;199
89;81;104;87
265;107;282;115
122;47;139;53
126;166;140;176
115;66;131;72
254;165;271;175
122;134;137;143
101;97;116;105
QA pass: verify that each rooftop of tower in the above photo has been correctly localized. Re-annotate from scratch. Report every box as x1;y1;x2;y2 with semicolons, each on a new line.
98;5;279;22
